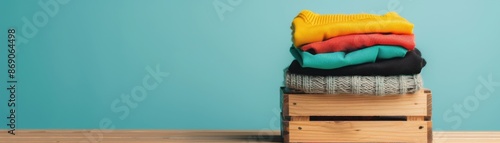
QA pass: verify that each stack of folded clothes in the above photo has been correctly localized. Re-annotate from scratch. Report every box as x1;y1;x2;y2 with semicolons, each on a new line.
285;10;427;95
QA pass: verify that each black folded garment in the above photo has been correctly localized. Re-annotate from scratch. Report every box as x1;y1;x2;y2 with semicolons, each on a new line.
287;48;427;76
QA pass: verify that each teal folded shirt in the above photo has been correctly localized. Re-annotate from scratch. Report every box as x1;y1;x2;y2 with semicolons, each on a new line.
290;45;408;69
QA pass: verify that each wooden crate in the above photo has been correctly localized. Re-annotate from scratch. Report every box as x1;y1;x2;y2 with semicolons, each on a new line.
280;88;432;143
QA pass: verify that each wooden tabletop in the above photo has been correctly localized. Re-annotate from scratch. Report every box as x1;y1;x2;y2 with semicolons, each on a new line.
1;130;500;143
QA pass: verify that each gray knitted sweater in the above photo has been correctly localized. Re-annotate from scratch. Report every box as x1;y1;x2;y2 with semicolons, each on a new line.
285;72;423;95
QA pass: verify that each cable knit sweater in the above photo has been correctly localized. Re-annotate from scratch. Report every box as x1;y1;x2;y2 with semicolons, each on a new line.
285;72;423;95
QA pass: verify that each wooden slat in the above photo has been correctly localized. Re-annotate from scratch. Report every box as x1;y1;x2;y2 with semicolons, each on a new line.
1;130;500;143
282;94;289;116
408;116;425;121
428;121;433;143
291;116;309;121
424;89;431;93
287;121;429;142
427;90;433;118
285;90;429;116
0;130;282;143
282;122;289;143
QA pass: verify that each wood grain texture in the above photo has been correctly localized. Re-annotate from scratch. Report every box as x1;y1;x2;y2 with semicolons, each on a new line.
428;121;433;143
408;116;425;121
1;130;500;143
282;94;289;117
282;122;289;143
287;121;429;142
290;116;309;121
427;89;433;119
284;90;429;116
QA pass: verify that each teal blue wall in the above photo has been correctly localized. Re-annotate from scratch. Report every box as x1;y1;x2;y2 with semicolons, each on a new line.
1;0;500;131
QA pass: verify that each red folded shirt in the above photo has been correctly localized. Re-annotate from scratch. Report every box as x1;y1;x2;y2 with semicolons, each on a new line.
300;34;415;54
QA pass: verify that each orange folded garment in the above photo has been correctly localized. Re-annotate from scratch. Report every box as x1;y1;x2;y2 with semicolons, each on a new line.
292;10;414;47
301;34;415;54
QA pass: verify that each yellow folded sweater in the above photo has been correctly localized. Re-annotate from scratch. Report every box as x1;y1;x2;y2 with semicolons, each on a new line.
292;10;414;47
